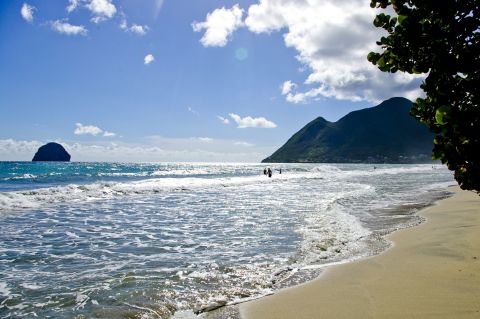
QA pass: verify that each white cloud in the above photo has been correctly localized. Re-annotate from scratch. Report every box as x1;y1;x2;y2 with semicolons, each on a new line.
86;0;116;23
120;17;149;35
66;0;79;13
217;116;230;125
90;16;105;24
74;123;103;136
0;139;42;160
20;3;35;23
103;131;116;137
197;137;213;143
229;113;277;129
234;141;254;147
50;20;88;36
231;0;424;103
0;138;275;162
192;4;244;47
130;24;148;35
281;80;297;95
144;54;155;65
74;123;117;137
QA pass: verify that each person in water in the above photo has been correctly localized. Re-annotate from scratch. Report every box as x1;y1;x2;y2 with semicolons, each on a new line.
267;168;272;178
263;168;267;175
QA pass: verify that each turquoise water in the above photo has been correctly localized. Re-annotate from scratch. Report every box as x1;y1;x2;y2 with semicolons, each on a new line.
0;162;454;318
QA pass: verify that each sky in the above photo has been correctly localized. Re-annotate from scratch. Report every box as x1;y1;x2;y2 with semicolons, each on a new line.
0;0;424;162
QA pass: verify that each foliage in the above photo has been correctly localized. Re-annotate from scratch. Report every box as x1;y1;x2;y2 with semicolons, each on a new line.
367;0;480;192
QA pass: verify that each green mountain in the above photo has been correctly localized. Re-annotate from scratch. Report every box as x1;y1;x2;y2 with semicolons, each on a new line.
263;97;435;164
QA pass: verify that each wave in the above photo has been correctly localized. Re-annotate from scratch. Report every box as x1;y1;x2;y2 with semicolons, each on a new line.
1;169;215;181
94;169;215;177
0;172;309;212
0;164;448;213
2;173;38;181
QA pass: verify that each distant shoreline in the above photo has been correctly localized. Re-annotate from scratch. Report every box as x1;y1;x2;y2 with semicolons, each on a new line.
240;186;480;319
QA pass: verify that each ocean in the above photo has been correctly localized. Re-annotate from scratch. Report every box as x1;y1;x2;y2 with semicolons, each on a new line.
0;162;455;318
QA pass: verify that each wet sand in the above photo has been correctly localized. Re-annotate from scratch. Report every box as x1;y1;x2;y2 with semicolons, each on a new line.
240;187;480;318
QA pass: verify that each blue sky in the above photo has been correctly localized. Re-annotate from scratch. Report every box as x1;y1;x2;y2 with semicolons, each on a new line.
0;0;423;162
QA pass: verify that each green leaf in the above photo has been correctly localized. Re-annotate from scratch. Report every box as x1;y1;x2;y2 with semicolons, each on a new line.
397;15;407;25
377;56;386;67
435;105;451;125
411;66;422;74
367;52;378;62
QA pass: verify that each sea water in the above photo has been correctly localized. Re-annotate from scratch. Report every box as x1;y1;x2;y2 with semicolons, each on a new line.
0;162;454;318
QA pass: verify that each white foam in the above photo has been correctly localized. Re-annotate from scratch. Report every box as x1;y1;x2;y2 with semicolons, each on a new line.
171;310;198;319
297;199;372;265
3;173;37;181
187;271;210;280
0;169;323;212
0;192;41;211
66;231;80;239
0;282;11;297
97;172;149;177
20;283;43;290
340;164;448;178
74;292;89;310
0;164;415;212
5;303;29;310
151;168;212;176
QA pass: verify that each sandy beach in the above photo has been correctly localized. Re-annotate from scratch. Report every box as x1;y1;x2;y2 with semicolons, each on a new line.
240;187;480;319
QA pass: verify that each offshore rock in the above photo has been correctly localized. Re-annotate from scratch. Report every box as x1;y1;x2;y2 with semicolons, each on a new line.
32;142;71;162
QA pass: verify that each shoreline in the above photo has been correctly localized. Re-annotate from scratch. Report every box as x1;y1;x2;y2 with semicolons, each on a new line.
240;186;480;319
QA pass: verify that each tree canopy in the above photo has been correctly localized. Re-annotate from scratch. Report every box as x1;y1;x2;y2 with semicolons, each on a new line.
367;0;480;192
